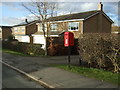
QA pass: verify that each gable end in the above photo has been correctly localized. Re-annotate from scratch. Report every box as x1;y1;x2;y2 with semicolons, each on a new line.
102;11;114;23
84;12;100;21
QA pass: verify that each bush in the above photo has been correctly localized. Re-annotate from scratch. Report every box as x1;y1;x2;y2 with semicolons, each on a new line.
78;33;120;73
2;41;45;56
8;34;15;41
47;37;78;56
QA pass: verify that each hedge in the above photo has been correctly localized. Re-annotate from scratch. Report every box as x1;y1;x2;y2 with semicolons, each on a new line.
2;41;45;56
78;33;120;73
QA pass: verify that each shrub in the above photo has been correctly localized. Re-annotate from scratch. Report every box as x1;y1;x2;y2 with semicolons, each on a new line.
26;44;45;56
78;33;120;73
8;34;15;41
47;37;78;56
2;41;45;56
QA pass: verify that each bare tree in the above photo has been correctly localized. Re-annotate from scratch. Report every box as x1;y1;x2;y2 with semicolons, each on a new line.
22;0;58;37
22;1;58;55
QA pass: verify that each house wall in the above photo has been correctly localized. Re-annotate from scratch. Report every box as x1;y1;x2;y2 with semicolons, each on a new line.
83;14;99;33
102;14;111;33
83;13;111;33
12;23;38;43
2;27;12;40
47;20;83;38
12;26;25;35
57;22;68;31
26;23;37;35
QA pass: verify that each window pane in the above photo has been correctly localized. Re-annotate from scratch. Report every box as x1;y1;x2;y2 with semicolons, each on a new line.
68;22;79;31
51;24;57;31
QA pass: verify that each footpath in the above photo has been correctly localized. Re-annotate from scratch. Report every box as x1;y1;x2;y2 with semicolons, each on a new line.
1;52;119;88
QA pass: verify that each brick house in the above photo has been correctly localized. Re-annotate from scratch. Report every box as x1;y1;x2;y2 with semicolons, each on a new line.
12;19;38;43
46;3;113;38
33;3;113;50
0;26;12;40
11;3;114;51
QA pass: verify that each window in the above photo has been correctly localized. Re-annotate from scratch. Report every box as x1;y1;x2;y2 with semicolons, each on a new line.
38;24;47;32
68;22;79;31
21;27;25;32
14;28;18;32
51;24;57;31
44;24;47;32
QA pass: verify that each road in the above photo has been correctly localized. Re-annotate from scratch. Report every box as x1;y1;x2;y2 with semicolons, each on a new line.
2;64;45;88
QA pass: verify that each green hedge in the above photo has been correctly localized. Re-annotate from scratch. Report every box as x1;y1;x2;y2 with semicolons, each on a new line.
2;41;45;56
78;33;120;73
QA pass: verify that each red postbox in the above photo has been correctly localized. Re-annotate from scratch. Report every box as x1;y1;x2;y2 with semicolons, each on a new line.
64;32;74;47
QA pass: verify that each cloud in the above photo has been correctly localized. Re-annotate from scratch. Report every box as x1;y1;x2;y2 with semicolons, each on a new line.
0;14;38;26
1;17;24;26
80;3;97;11
103;2;118;14
0;2;119;26
26;14;38;21
58;2;97;14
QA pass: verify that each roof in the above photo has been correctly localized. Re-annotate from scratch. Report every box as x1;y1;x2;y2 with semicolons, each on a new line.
47;10;113;23
13;20;40;27
47;10;99;21
13;10;114;27
0;26;12;28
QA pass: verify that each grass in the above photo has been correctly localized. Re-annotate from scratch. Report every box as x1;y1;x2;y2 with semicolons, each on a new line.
1;48;46;57
1;48;30;56
54;64;119;85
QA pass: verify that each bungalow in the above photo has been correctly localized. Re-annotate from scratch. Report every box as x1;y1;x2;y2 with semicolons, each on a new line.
33;2;113;49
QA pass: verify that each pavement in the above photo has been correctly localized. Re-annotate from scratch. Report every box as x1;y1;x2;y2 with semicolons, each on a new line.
1;52;119;88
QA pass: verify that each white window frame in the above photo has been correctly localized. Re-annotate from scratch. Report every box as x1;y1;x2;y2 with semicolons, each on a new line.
14;27;18;32
21;27;25;32
38;23;47;32
68;22;79;31
44;23;47;32
51;24;57;31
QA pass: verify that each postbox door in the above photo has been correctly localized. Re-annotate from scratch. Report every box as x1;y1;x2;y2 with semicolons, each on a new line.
64;32;74;47
64;33;69;47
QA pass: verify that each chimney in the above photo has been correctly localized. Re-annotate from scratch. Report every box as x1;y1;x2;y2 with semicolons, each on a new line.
25;19;28;24
98;2;103;11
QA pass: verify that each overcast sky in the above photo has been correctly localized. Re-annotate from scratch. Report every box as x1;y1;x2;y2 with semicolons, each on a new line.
0;1;119;26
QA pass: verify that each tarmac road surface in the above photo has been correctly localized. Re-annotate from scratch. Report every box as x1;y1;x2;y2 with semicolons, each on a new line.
2;64;45;88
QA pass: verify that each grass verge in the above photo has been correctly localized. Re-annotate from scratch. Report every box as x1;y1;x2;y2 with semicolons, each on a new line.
1;48;46;57
54;64;119;85
1;48;30;56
